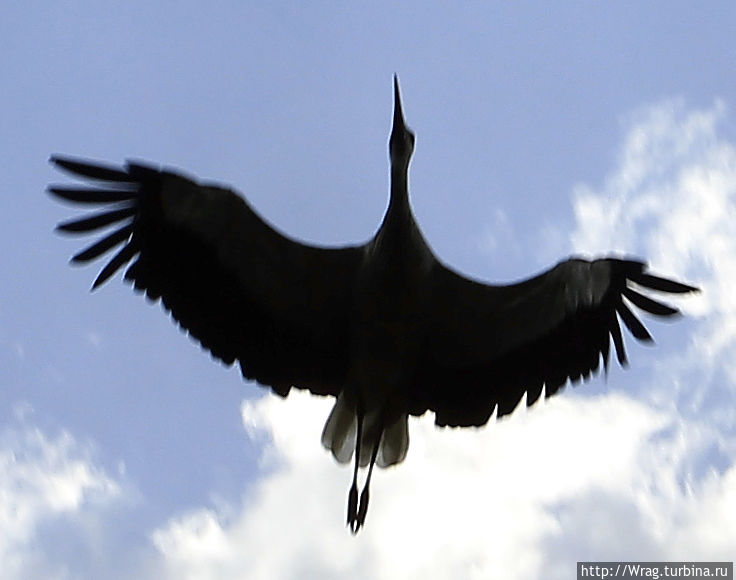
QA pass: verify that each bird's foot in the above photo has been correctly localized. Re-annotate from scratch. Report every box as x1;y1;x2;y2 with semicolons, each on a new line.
356;487;369;530
347;483;359;533
347;485;370;534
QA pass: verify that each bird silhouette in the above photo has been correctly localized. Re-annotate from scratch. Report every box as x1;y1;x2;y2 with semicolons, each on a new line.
48;75;697;532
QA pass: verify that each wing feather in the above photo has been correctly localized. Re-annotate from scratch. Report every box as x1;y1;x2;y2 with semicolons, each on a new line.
56;206;137;233
92;241;140;289
616;300;653;342
52;157;134;182
622;287;680;316
72;224;134;262
609;308;627;366
635;273;697;293
48;186;137;204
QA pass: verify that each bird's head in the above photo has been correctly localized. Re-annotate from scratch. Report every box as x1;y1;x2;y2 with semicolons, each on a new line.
389;75;415;169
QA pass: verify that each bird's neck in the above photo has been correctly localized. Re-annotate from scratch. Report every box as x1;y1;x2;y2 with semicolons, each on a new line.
374;161;421;255
387;162;411;222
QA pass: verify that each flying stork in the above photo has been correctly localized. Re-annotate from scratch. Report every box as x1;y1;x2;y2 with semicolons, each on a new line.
48;75;697;533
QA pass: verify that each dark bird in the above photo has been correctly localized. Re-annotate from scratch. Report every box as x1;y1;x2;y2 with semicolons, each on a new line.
48;75;697;532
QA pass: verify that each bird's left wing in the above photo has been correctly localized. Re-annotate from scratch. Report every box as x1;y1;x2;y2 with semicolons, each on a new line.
411;257;697;426
48;156;365;398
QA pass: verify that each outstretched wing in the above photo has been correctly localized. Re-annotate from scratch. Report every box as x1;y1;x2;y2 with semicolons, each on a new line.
49;156;365;398
412;257;697;426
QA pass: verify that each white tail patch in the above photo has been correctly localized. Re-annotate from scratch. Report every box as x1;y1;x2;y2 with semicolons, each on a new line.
321;393;409;467
321;392;356;464
377;413;409;467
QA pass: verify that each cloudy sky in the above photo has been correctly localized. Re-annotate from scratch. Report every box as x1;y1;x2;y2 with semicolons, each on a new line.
2;2;735;578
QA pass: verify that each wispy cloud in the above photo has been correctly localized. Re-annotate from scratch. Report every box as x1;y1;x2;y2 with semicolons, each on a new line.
0;407;122;580
571;98;736;415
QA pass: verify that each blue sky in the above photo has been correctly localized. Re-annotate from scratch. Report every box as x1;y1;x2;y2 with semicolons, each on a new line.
1;2;735;578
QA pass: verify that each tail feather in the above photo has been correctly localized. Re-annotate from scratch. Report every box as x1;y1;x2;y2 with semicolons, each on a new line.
321;393;409;468
321;392;356;464
377;414;409;467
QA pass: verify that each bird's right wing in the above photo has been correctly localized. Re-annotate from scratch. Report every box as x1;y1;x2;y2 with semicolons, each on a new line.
49;156;365;398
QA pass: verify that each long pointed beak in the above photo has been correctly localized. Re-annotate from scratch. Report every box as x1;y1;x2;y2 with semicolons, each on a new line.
392;74;407;135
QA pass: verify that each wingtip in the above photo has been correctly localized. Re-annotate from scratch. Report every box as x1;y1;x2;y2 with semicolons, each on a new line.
637;272;700;294
49;154;76;169
674;282;700;294
49;155;133;183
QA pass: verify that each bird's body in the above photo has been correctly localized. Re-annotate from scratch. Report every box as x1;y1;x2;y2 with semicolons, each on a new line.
333;193;429;464
48;76;697;532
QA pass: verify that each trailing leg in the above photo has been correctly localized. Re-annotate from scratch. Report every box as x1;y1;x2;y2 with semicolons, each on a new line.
354;422;384;532
346;403;363;532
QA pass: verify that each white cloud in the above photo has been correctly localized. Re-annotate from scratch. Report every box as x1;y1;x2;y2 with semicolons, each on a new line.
572;98;736;410
149;98;736;579
152;391;735;579
571;98;733;309
0;409;122;580
565;97;736;557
